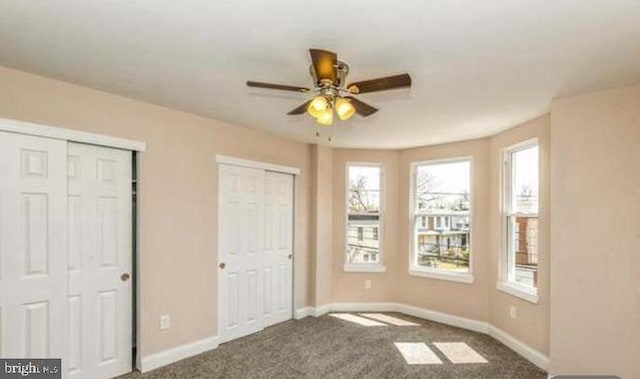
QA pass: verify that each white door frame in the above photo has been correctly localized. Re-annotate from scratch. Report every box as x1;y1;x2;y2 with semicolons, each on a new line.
0;117;146;372
215;155;300;335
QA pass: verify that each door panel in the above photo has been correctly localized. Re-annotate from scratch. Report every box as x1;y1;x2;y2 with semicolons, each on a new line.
67;143;132;379
218;165;265;342
0;131;67;367
263;172;294;328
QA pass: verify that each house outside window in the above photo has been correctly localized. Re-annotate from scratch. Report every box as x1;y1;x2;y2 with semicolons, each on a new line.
499;140;540;303
410;158;473;283
345;163;386;272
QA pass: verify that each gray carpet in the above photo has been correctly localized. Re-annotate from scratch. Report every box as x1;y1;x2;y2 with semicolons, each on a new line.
121;313;547;379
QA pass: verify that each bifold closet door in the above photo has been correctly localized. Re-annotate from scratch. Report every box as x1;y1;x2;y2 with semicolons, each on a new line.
0;131;68;366
67;143;132;379
263;172;294;327
218;165;265;342
0;132;132;379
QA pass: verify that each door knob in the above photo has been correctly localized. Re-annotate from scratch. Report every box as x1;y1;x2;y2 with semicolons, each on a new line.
288;254;293;260
120;273;130;282
219;262;226;269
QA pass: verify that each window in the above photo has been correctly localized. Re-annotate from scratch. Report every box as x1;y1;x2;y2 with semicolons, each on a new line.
499;140;539;303
410;158;473;283
345;164;385;272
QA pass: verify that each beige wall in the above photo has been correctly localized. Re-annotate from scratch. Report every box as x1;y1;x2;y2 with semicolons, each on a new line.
0;66;313;357
311;145;333;306
549;83;640;378
489;115;550;355
331;139;493;322
331;149;399;302
330;129;551;355
9;63;638;375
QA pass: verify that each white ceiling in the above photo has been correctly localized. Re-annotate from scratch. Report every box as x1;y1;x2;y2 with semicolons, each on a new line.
1;1;640;148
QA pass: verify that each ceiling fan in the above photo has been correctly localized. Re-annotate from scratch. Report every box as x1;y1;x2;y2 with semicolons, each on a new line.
247;49;411;126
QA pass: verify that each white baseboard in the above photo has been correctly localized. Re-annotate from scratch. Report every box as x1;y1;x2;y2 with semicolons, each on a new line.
139;334;219;373
395;303;489;334
305;302;548;371
144;304;548;373
488;325;549;371
294;307;314;319
314;304;332;317
328;302;488;334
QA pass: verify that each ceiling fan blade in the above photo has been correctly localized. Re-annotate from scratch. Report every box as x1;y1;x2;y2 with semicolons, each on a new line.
247;81;310;92
344;96;378;117
309;49;337;84
347;73;412;94
287;100;312;115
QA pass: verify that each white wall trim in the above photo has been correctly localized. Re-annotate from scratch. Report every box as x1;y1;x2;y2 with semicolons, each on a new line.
294;307;314;320
496;281;540;304
216;154;300;175
314;304;332;317
396;303;488;334
488;325;549;371
343;264;387;273
140;335;219;373
408;269;475;284
299;302;548;371
0;117;146;151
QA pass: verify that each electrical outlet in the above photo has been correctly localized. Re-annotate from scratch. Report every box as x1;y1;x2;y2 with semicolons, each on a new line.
509;305;517;319
160;315;171;330
365;279;372;290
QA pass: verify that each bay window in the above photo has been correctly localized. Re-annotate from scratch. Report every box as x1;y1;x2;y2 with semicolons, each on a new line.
410;158;473;283
345;163;385;272
499;140;539;303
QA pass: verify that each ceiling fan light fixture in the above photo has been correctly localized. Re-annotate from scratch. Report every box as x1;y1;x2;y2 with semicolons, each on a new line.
316;108;333;125
307;95;329;118
335;97;356;121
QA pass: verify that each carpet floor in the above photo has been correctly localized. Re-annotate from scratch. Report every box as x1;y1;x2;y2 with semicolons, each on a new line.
120;313;547;379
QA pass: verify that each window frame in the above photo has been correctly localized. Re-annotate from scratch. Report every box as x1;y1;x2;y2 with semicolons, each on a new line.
344;162;386;273
498;138;540;303
409;156;474;284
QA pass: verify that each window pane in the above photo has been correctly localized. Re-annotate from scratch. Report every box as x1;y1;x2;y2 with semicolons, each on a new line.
507;215;539;287
511;146;539;213
347;215;380;264
348;166;381;213
414;160;471;273
347;165;382;265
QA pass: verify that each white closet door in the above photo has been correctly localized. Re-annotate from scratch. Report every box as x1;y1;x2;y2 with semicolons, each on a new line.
67;143;132;379
263;172;294;327
218;165;265;342
0;131;68;366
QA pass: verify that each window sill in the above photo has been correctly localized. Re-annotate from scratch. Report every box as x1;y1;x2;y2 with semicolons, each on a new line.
343;264;387;273
497;281;539;304
408;268;474;284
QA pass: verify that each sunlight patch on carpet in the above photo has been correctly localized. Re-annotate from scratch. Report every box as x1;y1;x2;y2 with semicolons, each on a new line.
394;342;443;364
359;313;419;326
329;313;386;326
433;342;488;364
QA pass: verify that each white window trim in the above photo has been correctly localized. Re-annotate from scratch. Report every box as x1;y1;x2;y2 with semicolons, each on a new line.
497;281;539;304
408;156;474;284
498;138;540;304
344;162;386;273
